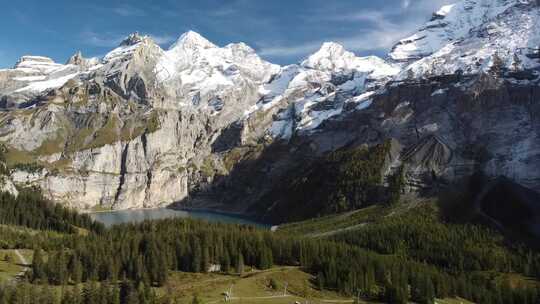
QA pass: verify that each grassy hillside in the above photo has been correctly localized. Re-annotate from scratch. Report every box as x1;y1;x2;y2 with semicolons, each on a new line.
277;205;390;237
160;267;351;304
0;249;32;283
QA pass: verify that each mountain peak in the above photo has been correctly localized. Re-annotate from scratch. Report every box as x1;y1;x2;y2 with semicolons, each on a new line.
120;32;148;47
301;42;354;71
435;4;455;18
319;42;347;53
170;31;216;50
389;0;523;62
14;56;57;69
300;42;399;78
66;51;84;65
66;51;100;68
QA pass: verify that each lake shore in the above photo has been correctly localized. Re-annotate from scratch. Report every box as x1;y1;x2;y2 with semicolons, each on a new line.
88;207;269;228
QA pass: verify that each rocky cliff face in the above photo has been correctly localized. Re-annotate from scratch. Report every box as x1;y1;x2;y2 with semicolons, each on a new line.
0;0;539;213
0;32;279;210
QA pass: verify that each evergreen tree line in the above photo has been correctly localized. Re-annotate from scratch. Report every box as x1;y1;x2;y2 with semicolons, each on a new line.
0;226;67;250
26;218;540;303
0;280;158;304
255;140;395;223
312;244;539;304
0;190;104;234
332;206;540;278
30;219;277;287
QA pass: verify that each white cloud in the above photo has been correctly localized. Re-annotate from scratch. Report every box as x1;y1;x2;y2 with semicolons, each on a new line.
410;0;453;14
258;26;411;59
81;30;177;49
402;0;411;9
260;7;419;58
150;34;176;46
260;0;454;60
81;31;124;47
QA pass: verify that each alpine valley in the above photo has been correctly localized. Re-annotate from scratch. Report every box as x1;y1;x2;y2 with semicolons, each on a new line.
1;0;540;303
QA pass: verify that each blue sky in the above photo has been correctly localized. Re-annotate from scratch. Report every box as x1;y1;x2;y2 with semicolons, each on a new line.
0;0;451;68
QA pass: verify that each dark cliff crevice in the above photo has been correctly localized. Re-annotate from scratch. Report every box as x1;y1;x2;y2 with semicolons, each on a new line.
114;143;130;205
141;132;153;203
141;132;148;156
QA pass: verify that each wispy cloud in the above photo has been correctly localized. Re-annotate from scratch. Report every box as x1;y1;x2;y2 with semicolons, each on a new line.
260;0;452;60
258;29;409;58
112;5;146;17
404;0;453;14
150;34;176;45
81;31;124;48
402;0;412;9
80;30;177;48
259;9;416;58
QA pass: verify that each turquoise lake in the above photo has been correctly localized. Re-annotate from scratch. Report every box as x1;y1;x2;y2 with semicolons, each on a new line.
89;208;267;228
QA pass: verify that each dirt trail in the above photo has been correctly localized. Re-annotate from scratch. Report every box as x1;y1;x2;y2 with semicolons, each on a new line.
14;249;30;279
14;250;28;266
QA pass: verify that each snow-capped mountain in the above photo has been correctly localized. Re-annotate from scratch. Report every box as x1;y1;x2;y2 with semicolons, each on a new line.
255;42;397;138
0;0;539;212
0;56;81;107
66;51;100;68
158;31;279;86
302;42;399;78
155;31;279;113
391;0;540;78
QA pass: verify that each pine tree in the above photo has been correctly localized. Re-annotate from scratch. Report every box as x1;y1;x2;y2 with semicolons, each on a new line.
83;281;100;304
50;251;68;285
110;284;121;304
317;272;325;291
202;244;210;273
257;247;273;270
61;289;76;304
39;285;57;304
192;241;202;273
424;276;435;304
121;280;139;304
99;283;112;304
106;258;118;283
364;264;376;297
222;251;231;273
32;248;45;282
157;252;169;286
236;253;244;275
70;254;83;284
72;285;83;304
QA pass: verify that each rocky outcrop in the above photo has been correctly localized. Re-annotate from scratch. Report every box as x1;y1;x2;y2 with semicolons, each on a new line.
66;52;100;69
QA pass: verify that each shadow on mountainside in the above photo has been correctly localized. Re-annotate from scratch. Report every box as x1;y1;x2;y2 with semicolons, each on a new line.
438;173;540;248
